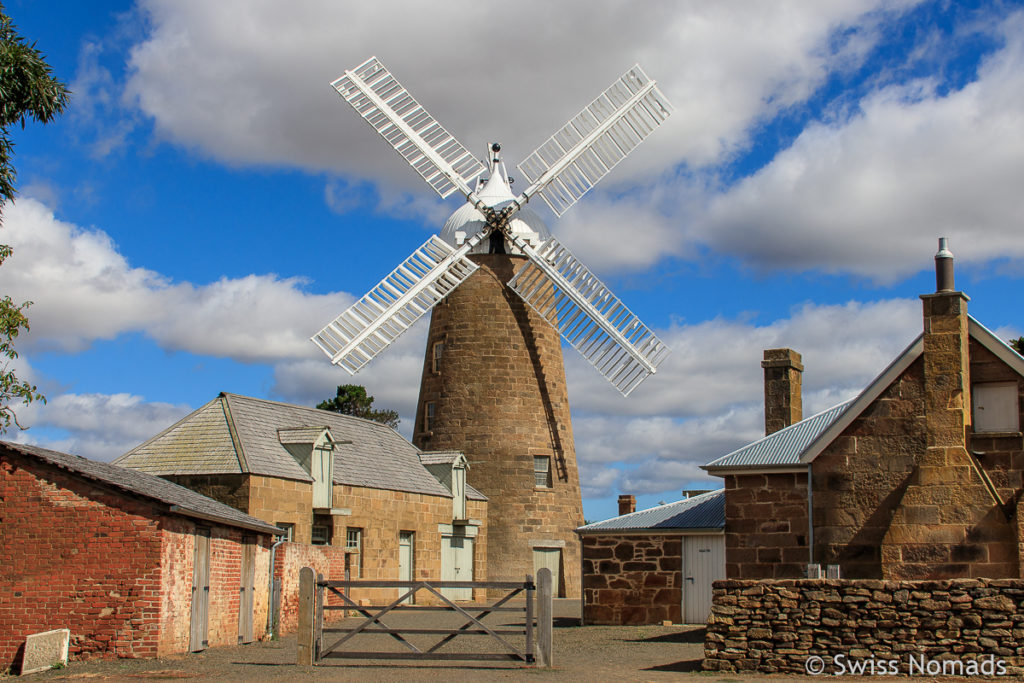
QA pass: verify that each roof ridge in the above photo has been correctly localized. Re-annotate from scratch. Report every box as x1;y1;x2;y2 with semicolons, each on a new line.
113;395;220;463
219;393;250;473
220;391;407;437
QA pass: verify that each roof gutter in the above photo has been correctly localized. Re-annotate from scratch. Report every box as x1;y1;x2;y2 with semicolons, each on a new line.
168;505;284;536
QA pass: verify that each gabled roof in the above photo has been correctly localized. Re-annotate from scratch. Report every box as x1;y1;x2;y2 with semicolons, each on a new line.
418;451;466;466
703;315;1024;473
116;393;464;499
703;400;855;472
576;490;725;533
3;441;281;535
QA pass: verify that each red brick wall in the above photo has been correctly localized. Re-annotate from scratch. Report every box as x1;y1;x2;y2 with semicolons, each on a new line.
581;534;682;625
724;472;808;579
0;454;163;668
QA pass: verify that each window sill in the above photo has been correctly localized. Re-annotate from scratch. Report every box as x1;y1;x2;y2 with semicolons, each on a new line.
533;486;555;492
973;431;1022;438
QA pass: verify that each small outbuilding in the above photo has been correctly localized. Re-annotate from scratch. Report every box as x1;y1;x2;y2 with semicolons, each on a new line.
0;441;281;672
576;490;725;625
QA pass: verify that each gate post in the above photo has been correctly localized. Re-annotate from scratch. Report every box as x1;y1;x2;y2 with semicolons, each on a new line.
537;567;553;668
297;567;315;665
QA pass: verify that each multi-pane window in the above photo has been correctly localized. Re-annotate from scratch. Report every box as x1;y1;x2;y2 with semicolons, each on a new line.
275;522;295;542
533;455;552;488
346;527;363;579
431;341;445;374
423;401;436;432
311;524;330;545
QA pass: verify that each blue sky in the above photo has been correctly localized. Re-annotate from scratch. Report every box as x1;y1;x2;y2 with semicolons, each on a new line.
2;0;1023;522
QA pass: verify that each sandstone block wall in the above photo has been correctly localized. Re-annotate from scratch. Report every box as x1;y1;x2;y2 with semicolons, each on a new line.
724;472;808;579
247;475;313;543
581;534;682;625
413;254;583;597
704;578;1024;675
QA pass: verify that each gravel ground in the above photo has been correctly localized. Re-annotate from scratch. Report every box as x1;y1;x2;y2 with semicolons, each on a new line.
17;600;986;682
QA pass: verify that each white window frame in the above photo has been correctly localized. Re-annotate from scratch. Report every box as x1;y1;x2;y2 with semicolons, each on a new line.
346;527;363;579
533;455;552;488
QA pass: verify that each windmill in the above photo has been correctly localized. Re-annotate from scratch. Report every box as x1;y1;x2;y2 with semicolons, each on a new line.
312;57;672;595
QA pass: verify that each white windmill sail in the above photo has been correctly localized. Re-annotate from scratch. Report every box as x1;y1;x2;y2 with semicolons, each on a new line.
312;234;483;373
507;234;670;396
333;57;486;199
515;65;672;217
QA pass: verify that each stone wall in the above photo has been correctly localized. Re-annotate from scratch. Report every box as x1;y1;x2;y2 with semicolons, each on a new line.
724;472;808;579
413;254;583;598
580;533;681;625
704;578;1024;675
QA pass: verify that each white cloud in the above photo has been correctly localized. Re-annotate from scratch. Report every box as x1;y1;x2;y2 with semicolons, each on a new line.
122;1;910;199
14;392;191;461
0;198;349;362
696;10;1024;282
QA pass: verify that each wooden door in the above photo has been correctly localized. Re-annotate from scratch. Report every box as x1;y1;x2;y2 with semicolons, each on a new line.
682;535;725;624
190;528;211;652
238;537;255;643
441;534;473;600
532;548;561;597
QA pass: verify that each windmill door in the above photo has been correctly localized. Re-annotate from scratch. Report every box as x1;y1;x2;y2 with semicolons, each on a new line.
398;531;414;604
532;548;561;597
441;534;473;600
238;537;256;643
190;528;211;652
682;535;725;624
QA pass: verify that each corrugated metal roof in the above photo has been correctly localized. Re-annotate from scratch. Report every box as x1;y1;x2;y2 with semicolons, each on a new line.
4;441;281;535
703;399;854;470
577;489;724;532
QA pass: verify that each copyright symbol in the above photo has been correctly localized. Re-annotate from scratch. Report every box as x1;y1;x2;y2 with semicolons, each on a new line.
805;655;826;675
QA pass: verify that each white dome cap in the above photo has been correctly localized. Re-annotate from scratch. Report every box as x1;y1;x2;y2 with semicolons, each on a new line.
439;153;550;255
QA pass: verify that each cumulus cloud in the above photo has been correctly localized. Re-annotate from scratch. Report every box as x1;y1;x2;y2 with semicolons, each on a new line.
121;1;911;205
695;10;1024;282
14;392;192;461
0;198;349;361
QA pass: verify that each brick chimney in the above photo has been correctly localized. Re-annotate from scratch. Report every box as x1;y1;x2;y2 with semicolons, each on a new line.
762;348;803;435
617;494;636;516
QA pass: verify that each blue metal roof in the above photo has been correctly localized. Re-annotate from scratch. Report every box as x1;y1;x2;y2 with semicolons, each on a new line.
703;399;854;470
576;489;724;532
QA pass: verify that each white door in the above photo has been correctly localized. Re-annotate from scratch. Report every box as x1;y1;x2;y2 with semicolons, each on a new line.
398;532;414;604
682;535;725;624
441;535;473;600
532;548;561;597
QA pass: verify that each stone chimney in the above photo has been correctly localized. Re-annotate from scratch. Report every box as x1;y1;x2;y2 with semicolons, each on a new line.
762;348;803;435
617;494;636;516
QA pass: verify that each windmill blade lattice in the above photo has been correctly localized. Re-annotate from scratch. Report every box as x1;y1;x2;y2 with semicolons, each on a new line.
507;234;670;396
333;57;486;199
516;65;672;217
312;234;483;373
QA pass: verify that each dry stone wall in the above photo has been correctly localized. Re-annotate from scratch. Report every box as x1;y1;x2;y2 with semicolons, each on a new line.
704;578;1024;675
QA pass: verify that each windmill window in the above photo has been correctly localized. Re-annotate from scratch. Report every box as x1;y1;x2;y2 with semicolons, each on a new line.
534;456;552;488
423;401;436;432
431;341;445;374
973;382;1019;433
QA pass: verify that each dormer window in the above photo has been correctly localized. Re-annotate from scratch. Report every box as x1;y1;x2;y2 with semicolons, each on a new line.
419;450;469;523
452;464;467;521
278;427;337;510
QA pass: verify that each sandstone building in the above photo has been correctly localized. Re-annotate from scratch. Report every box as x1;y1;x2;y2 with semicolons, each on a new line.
704;241;1024;580
0;441;281;672
116;393;488;602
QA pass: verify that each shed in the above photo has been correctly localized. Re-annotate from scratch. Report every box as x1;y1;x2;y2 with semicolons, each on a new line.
576;490;725;625
0;440;281;672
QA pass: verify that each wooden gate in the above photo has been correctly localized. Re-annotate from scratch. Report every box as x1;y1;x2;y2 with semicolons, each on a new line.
297;569;553;667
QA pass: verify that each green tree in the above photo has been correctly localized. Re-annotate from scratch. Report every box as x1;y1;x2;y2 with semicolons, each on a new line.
1010;337;1024;356
0;6;70;431
317;384;400;429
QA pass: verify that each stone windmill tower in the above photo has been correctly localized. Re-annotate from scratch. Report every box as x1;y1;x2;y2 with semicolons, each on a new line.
312;57;672;596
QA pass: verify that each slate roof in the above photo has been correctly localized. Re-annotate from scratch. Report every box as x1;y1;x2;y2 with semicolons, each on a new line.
576;490;725;533
418;451;465;466
116;392;485;500
703;399;854;471
3;440;282;535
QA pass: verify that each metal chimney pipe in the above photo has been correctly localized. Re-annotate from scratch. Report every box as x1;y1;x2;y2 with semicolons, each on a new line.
935;237;954;292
